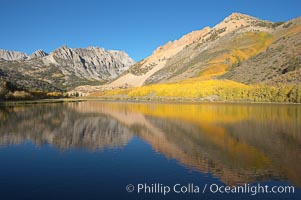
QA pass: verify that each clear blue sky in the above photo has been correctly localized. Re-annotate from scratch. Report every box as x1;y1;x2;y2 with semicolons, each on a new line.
0;0;300;61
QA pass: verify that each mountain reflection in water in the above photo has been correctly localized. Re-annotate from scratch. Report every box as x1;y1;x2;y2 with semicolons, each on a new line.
0;101;300;187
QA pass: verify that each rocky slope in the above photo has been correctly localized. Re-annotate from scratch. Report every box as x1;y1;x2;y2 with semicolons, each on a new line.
222;17;301;85
0;46;135;98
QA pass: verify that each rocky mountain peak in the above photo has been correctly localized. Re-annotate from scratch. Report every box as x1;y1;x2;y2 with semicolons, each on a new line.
0;49;28;61
42;45;135;81
30;49;48;59
226;13;258;21
212;12;273;37
0;45;135;91
49;45;78;62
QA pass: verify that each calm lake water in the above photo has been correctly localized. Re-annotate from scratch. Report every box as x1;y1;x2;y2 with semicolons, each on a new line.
0;101;300;200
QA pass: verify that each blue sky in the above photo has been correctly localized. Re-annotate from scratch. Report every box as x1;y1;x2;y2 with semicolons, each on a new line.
0;0;300;61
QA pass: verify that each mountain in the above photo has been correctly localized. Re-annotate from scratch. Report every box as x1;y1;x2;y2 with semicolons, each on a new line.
43;46;134;81
0;46;135;99
87;13;301;103
106;13;293;87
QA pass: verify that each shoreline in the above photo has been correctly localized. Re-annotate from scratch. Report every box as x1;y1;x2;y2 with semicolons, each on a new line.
1;97;301;106
75;97;301;105
0;98;87;106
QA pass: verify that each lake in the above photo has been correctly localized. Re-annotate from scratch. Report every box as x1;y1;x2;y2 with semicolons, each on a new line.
0;101;300;200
